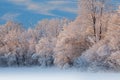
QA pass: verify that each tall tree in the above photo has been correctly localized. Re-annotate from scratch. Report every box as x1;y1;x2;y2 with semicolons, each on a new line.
78;0;112;42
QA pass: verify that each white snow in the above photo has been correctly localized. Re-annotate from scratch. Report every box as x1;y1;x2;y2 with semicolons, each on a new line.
0;67;120;80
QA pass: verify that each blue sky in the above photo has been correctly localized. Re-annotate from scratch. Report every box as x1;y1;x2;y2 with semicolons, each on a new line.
0;0;119;28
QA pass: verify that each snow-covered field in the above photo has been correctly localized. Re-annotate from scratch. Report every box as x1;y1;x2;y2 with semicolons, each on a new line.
0;67;120;80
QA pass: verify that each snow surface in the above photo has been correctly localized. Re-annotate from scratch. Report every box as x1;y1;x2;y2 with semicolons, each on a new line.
0;67;120;80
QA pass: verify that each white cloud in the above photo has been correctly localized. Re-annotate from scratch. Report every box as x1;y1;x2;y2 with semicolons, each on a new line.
59;7;78;14
47;1;72;5
47;0;78;14
7;0;78;16
0;13;20;21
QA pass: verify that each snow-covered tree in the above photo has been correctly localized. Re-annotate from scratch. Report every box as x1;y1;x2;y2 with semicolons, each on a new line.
35;37;56;67
54;17;92;68
0;21;29;66
35;18;69;38
33;18;69;67
73;12;120;71
78;0;113;42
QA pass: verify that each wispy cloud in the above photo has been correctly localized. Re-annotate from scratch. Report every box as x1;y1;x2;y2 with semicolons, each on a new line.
7;0;78;16
0;13;20;21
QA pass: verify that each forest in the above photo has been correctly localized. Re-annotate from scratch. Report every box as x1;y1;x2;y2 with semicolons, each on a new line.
0;0;120;72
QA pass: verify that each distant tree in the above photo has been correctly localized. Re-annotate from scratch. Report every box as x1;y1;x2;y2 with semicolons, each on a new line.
0;21;30;66
34;18;69;67
35;18;69;38
35;37;56;66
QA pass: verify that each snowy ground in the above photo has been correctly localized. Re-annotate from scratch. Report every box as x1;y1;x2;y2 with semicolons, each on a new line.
0;67;120;80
